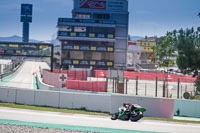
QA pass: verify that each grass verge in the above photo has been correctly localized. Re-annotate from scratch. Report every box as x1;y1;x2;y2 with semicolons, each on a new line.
0;102;200;124
0;102;109;116
143;117;200;124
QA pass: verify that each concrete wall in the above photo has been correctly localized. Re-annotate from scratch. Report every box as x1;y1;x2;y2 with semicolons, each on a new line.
174;99;200;117
110;94;174;118
0;87;17;103
35;90;60;108
16;89;35;105
0;86;175;118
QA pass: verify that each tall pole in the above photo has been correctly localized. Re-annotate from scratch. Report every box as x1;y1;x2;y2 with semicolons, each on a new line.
136;76;138;95
155;76;158;97
177;78;180;99
51;45;54;72
21;4;32;42
22;22;29;42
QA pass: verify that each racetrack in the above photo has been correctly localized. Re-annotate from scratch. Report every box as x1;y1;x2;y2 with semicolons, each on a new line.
0;59;49;89
0;107;199;133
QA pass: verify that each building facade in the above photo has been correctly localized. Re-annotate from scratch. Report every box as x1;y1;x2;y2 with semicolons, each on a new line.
127;41;142;71
137;37;157;63
57;0;129;69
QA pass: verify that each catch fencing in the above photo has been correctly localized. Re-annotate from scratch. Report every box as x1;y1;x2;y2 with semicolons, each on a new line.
94;70;196;99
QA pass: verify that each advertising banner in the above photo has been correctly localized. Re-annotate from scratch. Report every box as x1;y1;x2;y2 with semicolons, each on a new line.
0;42;52;57
21;4;32;22
75;0;128;12
80;0;106;9
62;59;113;67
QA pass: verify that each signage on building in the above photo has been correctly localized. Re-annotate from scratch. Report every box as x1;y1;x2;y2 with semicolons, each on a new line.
75;0;128;12
20;4;32;23
62;44;114;52
0;42;52;57
80;0;106;9
62;59;113;67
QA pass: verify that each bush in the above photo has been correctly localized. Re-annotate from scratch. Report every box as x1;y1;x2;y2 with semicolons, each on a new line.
195;76;200;93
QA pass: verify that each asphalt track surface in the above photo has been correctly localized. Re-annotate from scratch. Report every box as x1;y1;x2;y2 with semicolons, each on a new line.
0;107;200;133
0;60;49;89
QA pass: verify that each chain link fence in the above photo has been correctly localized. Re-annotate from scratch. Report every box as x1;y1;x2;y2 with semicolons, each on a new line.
106;75;196;99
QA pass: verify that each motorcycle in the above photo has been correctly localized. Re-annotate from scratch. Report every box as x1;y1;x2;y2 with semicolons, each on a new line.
111;103;146;122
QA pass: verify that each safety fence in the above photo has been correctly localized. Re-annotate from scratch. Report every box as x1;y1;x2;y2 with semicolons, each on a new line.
42;69;197;98
42;69;106;92
66;80;107;92
94;70;196;83
106;77;196;99
44;69;87;80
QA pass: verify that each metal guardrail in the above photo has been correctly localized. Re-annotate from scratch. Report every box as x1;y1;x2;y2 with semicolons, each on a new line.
0;61;24;80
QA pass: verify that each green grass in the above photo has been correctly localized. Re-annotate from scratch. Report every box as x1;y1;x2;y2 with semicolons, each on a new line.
0;102;200;124
0;102;109;116
190;95;200;100
143;117;200;124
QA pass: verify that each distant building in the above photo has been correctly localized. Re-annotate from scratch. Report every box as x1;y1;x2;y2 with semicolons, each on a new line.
137;36;157;63
57;0;129;69
53;45;61;68
127;41;142;71
137;36;157;69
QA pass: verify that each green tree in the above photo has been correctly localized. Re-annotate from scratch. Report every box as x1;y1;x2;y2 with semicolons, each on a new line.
176;27;200;76
151;31;176;69
175;27;200;93
151;32;176;97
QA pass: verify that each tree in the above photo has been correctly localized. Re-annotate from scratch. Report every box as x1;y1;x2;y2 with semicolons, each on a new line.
151;31;176;97
151;31;176;69
175;27;200;76
174;27;200;93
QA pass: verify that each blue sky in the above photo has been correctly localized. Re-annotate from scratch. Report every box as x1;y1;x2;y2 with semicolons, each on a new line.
0;0;199;41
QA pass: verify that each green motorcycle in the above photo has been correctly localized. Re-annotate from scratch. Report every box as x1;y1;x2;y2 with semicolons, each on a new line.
111;103;146;122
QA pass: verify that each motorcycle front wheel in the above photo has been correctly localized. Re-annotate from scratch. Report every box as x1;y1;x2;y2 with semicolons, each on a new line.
111;113;118;120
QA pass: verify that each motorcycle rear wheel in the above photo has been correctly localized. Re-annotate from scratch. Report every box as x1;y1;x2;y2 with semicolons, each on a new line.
130;114;143;122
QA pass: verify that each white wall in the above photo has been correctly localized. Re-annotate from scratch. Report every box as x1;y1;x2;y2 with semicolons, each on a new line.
34;90;60;108
174;99;200;117
0;87;175;118
110;94;174;118
0;87;16;103
16;89;35;105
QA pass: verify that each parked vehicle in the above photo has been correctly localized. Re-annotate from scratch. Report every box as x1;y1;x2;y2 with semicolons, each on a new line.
111;103;146;122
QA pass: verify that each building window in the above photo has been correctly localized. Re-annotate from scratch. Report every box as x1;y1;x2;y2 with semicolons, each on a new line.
78;33;86;37
89;33;95;38
59;31;68;36
108;34;114;38
74;13;90;19
70;32;76;37
97;34;105;38
59;26;72;32
93;13;110;20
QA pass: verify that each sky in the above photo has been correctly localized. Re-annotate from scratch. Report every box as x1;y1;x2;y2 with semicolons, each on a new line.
0;0;199;41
